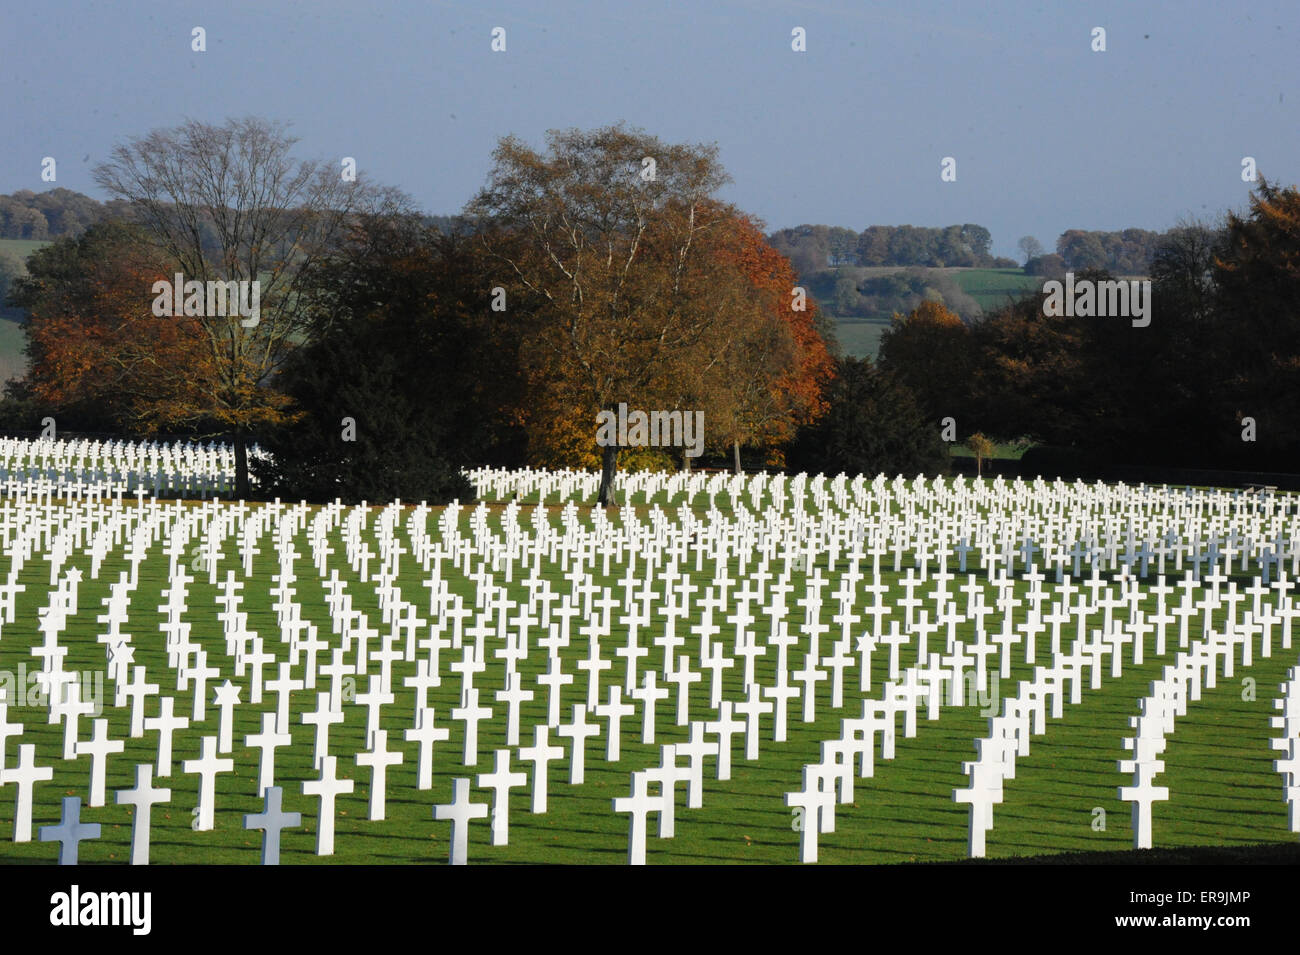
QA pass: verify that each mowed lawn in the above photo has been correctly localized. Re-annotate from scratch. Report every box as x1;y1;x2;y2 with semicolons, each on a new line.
0;497;1294;865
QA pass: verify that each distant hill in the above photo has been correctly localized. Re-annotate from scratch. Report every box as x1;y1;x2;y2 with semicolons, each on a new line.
0;187;115;239
824;266;1047;359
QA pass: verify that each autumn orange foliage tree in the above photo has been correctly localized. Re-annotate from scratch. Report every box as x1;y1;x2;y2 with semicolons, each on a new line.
11;222;218;432
688;212;834;471
468;126;835;494
468;124;747;503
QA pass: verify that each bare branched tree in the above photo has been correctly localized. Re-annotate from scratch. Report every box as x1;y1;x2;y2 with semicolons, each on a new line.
94;116;407;495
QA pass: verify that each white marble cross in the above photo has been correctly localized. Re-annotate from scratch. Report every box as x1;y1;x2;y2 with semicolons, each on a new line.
675;722;717;809
645;743;687;839
432;777;489;865
77;718;125;807
405;706;451;791
122;666;159;738
452;686;492;767
182;735;234;831
144;694;189;777
1;743;52;841
632;670;669;745
356;728;404;821
212;680;242;753
786;764;835;863
735;683;774;761
39;795;100;865
115;762;171;865
302;754;355;856
246;711;293;797
1118;773;1170;850
495;670;535;748
518;723;565;813
594;684;635;762
477;749;527;846
557;704;600;785
612;770;657;865
244;785;301;865
0;699;25;775
704;700;744;781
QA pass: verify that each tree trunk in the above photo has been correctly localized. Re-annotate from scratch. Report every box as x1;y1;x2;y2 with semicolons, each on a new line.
733;439;743;475
597;441;619;507
234;429;250;499
683;447;692;473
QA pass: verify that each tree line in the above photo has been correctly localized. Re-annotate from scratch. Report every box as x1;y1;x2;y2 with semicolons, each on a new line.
1;119;841;505
5;121;1296;495
770;223;1171;276
1;187;1174;278
875;180;1300;476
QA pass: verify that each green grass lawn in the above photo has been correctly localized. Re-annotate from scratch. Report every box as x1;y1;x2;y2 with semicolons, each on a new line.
0;493;1294;865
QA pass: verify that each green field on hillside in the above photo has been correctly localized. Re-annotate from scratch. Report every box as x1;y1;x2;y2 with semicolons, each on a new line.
824;266;1045;358
949;267;1042;310
831;319;891;359
0;238;50;266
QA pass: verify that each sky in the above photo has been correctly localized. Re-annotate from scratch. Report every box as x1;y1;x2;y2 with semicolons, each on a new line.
2;0;1296;260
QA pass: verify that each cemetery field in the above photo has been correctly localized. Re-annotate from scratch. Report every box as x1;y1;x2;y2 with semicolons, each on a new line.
0;460;1298;865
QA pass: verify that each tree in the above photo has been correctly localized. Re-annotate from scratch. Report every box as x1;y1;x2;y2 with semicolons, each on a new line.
8;221;213;432
1150;220;1222;327
856;226;893;266
1056;230;1108;270
1024;253;1066;278
252;213;523;502
1017;235;1044;265
888;226;934;267
786;356;948;477
826;226;860;266
964;290;1087;447
768;225;830;275
967;432;994;477
961;224;993;263
250;214;520;501
465;123;736;505
877;300;973;423
0;250;22;317
935;225;975;268
91;116;399;496
694;214;833;472
1210;176;1300;469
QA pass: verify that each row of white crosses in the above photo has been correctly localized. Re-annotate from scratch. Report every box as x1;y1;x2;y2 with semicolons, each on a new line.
1273;661;1300;833
1114;619;1293;851
785;559;1300;861
784;597;1291;864
0;436;246;497
4;458;1300;863
12;522;1300;857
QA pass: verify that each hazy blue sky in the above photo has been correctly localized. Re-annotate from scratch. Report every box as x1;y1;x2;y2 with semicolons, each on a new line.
3;0;1296;259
